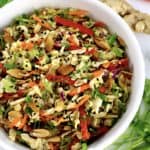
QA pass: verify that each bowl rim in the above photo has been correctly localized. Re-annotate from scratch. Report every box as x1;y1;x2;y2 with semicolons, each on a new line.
0;0;145;150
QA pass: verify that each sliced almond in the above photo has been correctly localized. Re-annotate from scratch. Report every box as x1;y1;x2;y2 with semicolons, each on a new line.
9;97;25;106
7;69;24;79
45;34;54;52
30;129;50;138
57;65;74;75
34;24;41;33
48;136;61;142
64;126;72;131
94;37;110;50
135;21;145;33
55;100;65;112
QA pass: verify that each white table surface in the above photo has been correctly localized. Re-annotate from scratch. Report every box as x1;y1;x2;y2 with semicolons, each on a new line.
0;1;150;150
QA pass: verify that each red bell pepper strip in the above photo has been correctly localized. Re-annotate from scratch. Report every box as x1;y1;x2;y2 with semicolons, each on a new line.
46;74;75;85
85;48;97;55
108;63;118;71
55;16;94;36
0;89;26;101
119;58;129;68
0;63;6;76
94;21;106;27
79;106;90;140
67;35;81;50
106;58;129;71
98;126;109;135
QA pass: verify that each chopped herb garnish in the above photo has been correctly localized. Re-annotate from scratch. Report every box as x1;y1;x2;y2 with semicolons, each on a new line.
81;143;88;150
25;95;32;103
4;63;16;69
112;47;124;58
143;79;150;104
16;130;23;135
47;121;56;130
62;41;70;49
15;14;31;25
0;0;12;8
108;34;117;46
0;106;4;116
92;88;106;101
25;107;33;115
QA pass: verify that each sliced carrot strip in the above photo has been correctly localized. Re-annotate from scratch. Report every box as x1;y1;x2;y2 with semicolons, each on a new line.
74;95;90;109
79;106;90;140
69;9;88;17
18;114;28;129
40;111;55;122
9;117;20;128
67;95;90;110
33;15;51;30
21;42;34;50
92;69;104;78
68;83;90;96
27;81;37;88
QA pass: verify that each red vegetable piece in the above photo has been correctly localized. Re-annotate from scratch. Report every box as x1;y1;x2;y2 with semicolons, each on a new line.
85;48;97;55
0;89;26;101
119;58;129;67
17;89;26;97
108;63;118;71
99;86;106;93
79;106;90;140
94;21;106;27
99;126;109;135
55;16;94;36
46;75;75;85
0;63;6;76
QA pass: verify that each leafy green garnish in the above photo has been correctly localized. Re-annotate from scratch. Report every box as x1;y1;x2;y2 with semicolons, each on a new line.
47;121;56;130
57;8;70;18
42;78;53;93
1;76;16;93
143;79;150;104
16;130;23;135
25;95;32;103
92;88;106;101
28;49;40;60
62;41;70;49
81;143;88;150
107;34;117;46
107;79;150;150
0;0;12;8
25;107;33;115
0;105;4;116
112;47;124;58
15;14;31;25
4;63;16;69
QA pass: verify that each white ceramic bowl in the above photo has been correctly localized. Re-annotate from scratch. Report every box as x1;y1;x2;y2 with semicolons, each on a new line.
0;0;145;149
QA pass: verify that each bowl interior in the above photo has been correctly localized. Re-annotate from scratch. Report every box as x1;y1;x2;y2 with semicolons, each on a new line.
0;0;145;150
